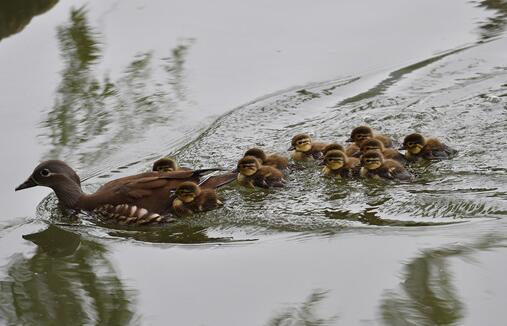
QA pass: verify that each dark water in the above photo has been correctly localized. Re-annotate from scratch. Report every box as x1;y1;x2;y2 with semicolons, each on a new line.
1;1;507;325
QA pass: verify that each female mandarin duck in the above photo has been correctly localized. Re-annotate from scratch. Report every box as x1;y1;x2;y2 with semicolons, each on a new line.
15;160;236;225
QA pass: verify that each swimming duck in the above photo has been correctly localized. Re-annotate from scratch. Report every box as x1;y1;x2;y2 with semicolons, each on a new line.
15;160;236;225
244;148;289;170
354;139;407;164
346;126;393;148
237;156;285;188
401;133;457;161
171;181;223;217
152;157;191;172
322;150;360;178
359;152;412;180
289;134;328;161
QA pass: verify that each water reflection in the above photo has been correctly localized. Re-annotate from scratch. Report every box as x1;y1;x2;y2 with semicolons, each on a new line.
381;236;507;326
42;7;193;165
267;290;337;326
0;0;58;42
476;0;507;40
0;225;138;326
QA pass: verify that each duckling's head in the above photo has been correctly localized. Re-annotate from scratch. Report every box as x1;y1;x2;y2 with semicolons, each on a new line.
175;181;201;203
360;139;384;153
237;156;261;176
15;160;81;191
324;150;347;170
323;143;345;155
289;134;312;152
347;126;373;145
244;148;267;162
153;157;178;172
401;133;426;154
361;151;384;170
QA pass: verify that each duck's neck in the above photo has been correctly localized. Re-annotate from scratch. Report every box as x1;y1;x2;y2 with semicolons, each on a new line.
51;176;85;209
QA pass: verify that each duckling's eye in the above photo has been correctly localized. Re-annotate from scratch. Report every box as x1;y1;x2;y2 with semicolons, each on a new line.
40;169;51;177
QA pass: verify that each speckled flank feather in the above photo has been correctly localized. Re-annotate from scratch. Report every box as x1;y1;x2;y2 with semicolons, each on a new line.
93;204;169;225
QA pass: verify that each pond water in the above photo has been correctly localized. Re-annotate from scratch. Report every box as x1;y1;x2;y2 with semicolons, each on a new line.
1;1;506;325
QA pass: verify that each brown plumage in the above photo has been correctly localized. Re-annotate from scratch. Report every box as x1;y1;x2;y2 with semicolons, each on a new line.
360;152;412;180
401;133;457;161
152;157;191;172
237;156;285;188
346;125;393;148
171;181;223;217
354;139;407;164
322;150;360;178
244;148;289;170
322;143;345;156
289;133;328;161
15;160;236;225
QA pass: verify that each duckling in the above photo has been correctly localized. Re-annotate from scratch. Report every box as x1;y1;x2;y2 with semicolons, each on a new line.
346;126;393;148
172;181;223;217
401;133;457;161
237;156;285;188
322;143;345;156
152;157;191;172
355;139;407;164
360;151;412;180
288;134;328;161
244;148;289;170
322;150;360;178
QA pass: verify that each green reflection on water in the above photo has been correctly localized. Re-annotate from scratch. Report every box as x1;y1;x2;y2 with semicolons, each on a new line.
0;0;58;42
381;235;507;326
0;225;138;326
267;290;338;326
42;7;193;165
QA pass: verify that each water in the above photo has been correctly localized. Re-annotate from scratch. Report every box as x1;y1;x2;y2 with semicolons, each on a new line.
1;1;507;325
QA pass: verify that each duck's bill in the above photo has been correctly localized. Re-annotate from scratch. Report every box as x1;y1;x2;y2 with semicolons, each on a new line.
345;137;353;142
288;146;295;151
15;177;37;191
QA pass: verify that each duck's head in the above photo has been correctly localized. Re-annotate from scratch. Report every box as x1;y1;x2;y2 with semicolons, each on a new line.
323;143;345;156
360;139;384;154
324;150;347;170
153;157;178;172
237;156;261;176
361;151;384;170
347;126;373;145
244;148;267;162
175;181;201;203
401;133;425;154
289;134;312;152
15;160;81;191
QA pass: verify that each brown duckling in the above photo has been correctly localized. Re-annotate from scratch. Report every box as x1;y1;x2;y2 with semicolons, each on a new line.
15;160;236;225
152;157;191;172
289;134;328;161
322;143;345;156
244;148;289;170
346;126;393;148
401;133;457;161
360;151;412;180
322;150;360;178
171;181;223;217
237;156;285;188
354;139;407;164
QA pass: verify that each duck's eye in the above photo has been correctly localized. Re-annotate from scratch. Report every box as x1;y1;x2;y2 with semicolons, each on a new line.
40;168;51;177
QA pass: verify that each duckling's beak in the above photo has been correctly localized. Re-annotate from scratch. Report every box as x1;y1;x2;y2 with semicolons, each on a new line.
15;176;38;191
399;145;407;150
288;145;295;151
346;137;353;142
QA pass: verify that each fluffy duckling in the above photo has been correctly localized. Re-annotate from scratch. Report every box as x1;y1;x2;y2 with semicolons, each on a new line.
322;150;360;178
237;156;285;188
360;151;412;180
401;133;457;161
355;139;407;164
346;126;393;148
152;157;191;172
289;134;328;161
172;181;223;217
322;143;345;156
244;148;289;171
